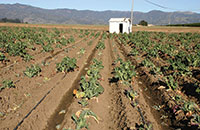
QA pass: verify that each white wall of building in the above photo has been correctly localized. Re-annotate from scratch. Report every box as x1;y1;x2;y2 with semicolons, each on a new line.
109;22;120;33
109;18;132;34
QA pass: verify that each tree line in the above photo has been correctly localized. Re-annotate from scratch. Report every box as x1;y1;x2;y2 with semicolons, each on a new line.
166;23;200;27
0;18;26;23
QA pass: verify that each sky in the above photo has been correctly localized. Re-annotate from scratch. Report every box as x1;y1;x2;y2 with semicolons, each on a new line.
0;0;200;13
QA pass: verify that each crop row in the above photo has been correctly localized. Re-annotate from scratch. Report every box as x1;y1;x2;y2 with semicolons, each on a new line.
119;31;200;95
0;27;102;94
0;27;99;62
66;36;106;130
115;31;200;129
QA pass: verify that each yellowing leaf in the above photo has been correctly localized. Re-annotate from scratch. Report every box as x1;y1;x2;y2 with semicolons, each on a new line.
75;92;85;98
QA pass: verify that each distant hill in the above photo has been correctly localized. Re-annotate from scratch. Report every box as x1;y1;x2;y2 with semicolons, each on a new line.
0;3;200;25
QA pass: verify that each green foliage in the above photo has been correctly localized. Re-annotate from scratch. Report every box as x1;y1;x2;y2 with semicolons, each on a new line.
0;52;7;61
95;32;101;39
0;80;15;91
0;26;78;62
67;36;75;44
130;48;139;56
125;89;138;101
23;54;33;62
118;36;127;45
196;87;200;93
181;101;197;112
79;76;104;99
116;31;200;127
90;59;104;72
136;122;153;130
114;59;136;83
56;57;77;73
1;40;33;62
0;17;23;23
24;65;41;78
90;32;95;37
167;23;200;27
138;20;148;26
78;99;88;107
71;109;98;130
150;66;163;76
77;48;85;55
84;30;90;36
56;44;62;49
141;59;154;68
75;59;104;100
191;114;200;128
194;82;200;94
147;48;159;58
42;43;53;52
164;75;178;90
64;128;73;130
96;41;105;50
101;32;107;39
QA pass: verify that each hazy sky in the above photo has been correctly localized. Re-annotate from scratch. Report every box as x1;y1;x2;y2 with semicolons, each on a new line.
0;0;200;13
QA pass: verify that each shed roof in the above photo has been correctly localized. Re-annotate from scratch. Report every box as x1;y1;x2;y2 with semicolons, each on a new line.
109;18;131;22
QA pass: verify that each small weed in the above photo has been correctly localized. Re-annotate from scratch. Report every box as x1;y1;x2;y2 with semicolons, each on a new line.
0;79;15;91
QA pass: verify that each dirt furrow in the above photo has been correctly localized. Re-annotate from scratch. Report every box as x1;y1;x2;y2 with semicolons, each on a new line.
47;36;113;130
44;42;98;130
86;37;113;130
108;38;162;130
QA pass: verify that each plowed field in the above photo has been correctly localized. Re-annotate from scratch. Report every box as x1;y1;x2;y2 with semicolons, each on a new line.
0;25;200;130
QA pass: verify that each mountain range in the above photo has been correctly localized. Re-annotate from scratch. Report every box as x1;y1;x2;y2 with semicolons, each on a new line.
0;3;200;25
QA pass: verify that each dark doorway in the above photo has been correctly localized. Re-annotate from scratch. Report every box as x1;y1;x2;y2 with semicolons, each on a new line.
119;23;123;33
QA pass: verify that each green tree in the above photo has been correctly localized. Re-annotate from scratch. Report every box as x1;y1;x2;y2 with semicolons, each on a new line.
138;20;148;26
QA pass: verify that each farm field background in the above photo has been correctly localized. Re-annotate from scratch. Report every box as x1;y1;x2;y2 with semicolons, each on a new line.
0;23;200;130
1;23;200;33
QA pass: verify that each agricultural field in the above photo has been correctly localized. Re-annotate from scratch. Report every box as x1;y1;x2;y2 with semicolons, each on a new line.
0;25;200;130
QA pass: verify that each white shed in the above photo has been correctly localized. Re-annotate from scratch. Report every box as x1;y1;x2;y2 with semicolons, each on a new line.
109;18;132;34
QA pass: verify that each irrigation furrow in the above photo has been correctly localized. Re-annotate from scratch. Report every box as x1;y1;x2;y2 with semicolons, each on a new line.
44;41;98;130
111;37;163;130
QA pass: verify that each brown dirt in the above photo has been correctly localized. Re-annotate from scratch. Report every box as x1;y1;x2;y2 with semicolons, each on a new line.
132;26;200;33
